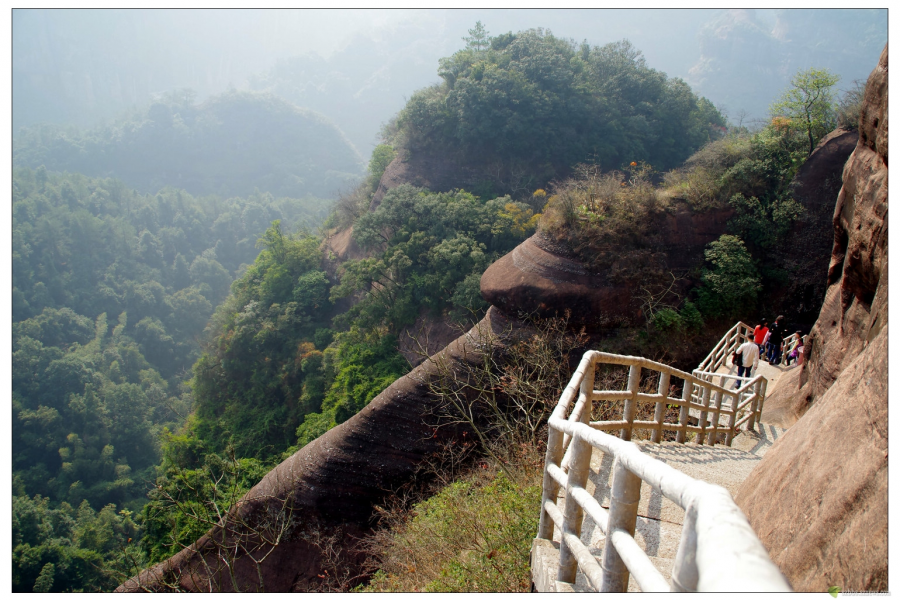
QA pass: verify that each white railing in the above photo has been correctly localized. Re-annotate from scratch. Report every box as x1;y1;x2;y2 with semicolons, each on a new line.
701;321;803;367
697;321;753;374
556;352;766;468
780;331;803;364
537;350;790;592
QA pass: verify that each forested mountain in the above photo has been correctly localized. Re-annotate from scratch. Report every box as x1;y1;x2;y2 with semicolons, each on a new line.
11;168;331;591
13;91;364;199
388;31;726;197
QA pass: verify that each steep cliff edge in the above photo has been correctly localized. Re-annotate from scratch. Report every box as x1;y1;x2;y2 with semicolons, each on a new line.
117;308;525;591
736;45;887;592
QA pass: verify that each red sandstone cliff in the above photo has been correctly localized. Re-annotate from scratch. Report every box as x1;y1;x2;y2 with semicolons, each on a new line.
735;44;888;592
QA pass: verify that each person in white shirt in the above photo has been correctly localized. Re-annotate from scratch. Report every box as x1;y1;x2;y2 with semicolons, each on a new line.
734;334;760;388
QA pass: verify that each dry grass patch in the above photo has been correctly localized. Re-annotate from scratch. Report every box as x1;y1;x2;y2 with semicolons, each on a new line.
360;442;543;593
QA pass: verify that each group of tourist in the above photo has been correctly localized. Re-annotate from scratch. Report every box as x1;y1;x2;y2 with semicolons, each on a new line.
732;316;805;388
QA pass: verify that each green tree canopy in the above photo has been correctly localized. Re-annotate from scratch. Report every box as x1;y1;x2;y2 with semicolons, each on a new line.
395;32;725;195
698;234;762;318
770;67;840;156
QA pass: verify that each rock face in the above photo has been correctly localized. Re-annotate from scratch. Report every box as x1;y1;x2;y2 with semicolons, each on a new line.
738;329;887;591
799;46;889;407
766;127;858;322
480;206;733;329
117;308;520;592
370;148;472;211
481;233;635;328
736;45;887;592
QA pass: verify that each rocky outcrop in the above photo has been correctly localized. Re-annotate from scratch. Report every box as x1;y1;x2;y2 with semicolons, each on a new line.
370;147;540;211
481;232;634;328
736;44;887;592
324;226;366;262
370;148;463;211
738;327;887;591
766;127;858;322
117;308;522;592
798;45;888;407
480;205;734;330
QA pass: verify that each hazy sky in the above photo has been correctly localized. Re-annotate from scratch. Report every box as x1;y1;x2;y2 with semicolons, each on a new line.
9;8;890;151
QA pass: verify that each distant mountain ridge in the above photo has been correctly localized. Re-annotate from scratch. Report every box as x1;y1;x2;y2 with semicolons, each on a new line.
688;8;886;122
13;90;364;199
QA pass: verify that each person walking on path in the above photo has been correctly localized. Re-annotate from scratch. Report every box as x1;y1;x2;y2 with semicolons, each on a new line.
734;334;760;388
766;315;787;365
753;319;769;355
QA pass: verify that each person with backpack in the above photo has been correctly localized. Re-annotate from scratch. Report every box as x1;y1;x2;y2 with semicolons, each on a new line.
734;334;760;388
766;315;788;365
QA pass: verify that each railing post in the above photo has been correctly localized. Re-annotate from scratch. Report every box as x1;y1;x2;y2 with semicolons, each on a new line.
696;385;711;445
756;377;768;425
620;364;640;441
559;361;595;472
540;361;594;541
724;390;738;446
670;500;699;592
675;379;691;444
745;379;762;433
651;372;669;444
706;389;723;446
556;425;594;584
538;423;564;540
580;362;595;426
721;329;732;370
600;458;642;592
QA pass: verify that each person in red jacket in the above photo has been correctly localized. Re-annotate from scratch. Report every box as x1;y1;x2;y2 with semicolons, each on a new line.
753;319;769;356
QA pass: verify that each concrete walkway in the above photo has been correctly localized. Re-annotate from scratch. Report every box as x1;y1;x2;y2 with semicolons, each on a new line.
540;421;785;592
532;343;795;591
535;356;793;591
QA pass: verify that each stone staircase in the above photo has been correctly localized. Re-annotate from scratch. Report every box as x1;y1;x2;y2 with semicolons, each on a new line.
531;323;794;592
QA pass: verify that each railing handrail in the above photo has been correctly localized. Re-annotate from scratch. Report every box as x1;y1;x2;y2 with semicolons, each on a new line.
537;350;791;592
779;331;804;362
700;322;805;369
697;321;754;374
555;351;766;457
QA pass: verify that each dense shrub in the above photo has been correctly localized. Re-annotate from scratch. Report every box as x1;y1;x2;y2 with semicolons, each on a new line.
698;234;762;317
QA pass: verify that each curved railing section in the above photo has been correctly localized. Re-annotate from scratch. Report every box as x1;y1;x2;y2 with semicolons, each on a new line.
697;321;753;373
700;321;804;369
537;350;788;592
